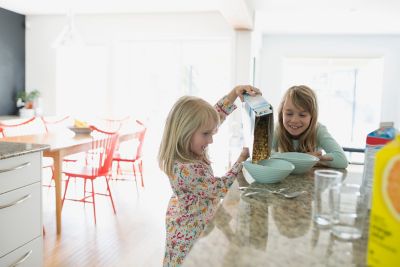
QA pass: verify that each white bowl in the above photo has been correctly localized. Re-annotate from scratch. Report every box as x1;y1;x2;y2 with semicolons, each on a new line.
68;126;92;135
243;159;295;184
270;152;319;174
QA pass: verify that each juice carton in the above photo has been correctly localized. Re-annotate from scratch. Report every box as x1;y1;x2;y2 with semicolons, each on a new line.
362;122;397;209
367;134;400;267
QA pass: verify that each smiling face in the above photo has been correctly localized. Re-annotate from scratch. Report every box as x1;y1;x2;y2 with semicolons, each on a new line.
190;120;218;159
282;97;312;138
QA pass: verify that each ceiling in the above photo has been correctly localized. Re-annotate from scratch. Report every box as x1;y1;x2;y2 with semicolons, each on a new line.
1;0;400;34
0;0;217;15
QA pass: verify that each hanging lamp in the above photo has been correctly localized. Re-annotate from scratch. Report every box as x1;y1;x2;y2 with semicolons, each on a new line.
52;11;85;48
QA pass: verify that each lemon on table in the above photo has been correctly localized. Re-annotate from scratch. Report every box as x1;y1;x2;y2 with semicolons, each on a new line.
382;154;400;221
74;119;88;128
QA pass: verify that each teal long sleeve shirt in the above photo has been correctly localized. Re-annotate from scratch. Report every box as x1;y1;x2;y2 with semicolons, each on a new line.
272;123;349;169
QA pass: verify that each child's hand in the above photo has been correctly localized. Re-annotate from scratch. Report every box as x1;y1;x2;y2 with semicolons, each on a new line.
237;147;250;163
308;151;333;167
315;155;333;167
233;85;261;101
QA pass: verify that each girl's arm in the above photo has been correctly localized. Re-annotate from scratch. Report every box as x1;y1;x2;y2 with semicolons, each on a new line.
175;162;240;200
316;123;349;169
215;85;260;124
226;85;260;104
177;148;249;199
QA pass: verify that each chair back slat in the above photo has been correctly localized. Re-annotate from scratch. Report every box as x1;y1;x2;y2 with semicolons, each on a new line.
111;119;146;187
41;115;72;133
93;116;129;132
135;127;147;160
114;120;147;160
88;125;119;176
0;117;47;137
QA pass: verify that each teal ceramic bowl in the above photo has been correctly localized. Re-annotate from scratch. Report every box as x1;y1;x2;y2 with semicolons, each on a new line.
270;152;319;174
243;159;295;184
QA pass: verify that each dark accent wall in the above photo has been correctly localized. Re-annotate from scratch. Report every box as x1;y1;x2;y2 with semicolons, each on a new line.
0;8;25;115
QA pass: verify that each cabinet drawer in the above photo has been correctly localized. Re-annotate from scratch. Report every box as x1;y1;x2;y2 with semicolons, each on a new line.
0;153;41;195
0;237;42;267
0;183;41;257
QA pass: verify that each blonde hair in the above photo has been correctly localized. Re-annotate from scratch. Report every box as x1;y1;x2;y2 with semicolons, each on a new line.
275;85;318;152
158;96;220;178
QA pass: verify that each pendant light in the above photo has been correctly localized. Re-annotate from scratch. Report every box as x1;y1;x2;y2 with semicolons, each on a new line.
52;11;85;48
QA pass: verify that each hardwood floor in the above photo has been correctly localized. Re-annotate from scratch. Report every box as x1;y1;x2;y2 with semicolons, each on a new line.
42;153;172;267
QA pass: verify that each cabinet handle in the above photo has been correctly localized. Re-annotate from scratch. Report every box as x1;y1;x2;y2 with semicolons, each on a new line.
9;250;32;267
0;194;31;210
0;162;31;174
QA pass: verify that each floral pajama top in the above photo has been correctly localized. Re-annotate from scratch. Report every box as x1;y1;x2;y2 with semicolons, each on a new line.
163;96;243;267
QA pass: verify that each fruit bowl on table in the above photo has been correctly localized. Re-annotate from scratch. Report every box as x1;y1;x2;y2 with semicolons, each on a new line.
270;152;319;174
68;126;92;135
243;159;295;184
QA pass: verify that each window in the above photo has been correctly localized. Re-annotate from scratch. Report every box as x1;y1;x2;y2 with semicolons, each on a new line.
112;39;231;173
282;57;384;162
56;38;232;173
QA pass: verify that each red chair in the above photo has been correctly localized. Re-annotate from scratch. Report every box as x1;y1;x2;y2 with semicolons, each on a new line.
61;125;119;224
40;115;80;187
0;117;55;186
41;115;72;133
0;117;47;136
41;115;80;162
112;120;147;187
98;116;130;132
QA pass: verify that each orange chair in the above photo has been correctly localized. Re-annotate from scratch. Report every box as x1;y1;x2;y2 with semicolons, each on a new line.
112;120;147;187
0;117;55;185
61;125;119;224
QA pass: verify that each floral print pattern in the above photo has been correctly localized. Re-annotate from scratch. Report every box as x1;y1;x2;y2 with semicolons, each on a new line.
163;96;241;266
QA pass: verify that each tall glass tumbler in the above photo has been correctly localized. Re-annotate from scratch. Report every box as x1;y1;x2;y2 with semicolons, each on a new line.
330;183;367;240
313;170;343;227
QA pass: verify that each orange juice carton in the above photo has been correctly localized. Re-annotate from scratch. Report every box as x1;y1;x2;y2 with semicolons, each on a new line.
367;134;400;267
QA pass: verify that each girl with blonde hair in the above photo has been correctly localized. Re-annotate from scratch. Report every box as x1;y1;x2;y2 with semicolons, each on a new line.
158;85;259;266
273;85;348;168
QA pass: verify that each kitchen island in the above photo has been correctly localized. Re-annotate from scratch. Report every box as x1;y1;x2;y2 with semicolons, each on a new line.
1;128;141;234
0;142;49;266
183;165;369;267
0;142;48;160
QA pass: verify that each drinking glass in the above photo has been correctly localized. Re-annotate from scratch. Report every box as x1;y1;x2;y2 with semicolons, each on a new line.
313;170;343;227
330;183;367;240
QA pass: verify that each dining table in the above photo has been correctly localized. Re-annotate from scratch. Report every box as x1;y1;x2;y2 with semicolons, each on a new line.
183;164;369;267
0;128;141;234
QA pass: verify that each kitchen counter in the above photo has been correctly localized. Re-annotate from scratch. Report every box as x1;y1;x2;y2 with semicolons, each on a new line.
0;142;49;160
0;141;48;266
183;165;368;267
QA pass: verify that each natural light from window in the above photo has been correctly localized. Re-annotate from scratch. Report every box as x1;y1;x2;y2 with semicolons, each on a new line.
55;38;232;173
282;57;384;162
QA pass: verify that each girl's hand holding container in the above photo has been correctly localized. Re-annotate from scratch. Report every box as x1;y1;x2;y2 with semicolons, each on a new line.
227;85;261;103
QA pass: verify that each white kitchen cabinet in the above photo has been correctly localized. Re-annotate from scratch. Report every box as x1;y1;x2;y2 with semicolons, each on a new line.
0;152;43;267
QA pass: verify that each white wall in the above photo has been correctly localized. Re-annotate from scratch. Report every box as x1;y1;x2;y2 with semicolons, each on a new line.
28;14;399;133
25;12;234;115
258;35;400;129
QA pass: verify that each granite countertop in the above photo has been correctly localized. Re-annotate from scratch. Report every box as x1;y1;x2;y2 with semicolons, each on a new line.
183;166;368;267
0;142;49;160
